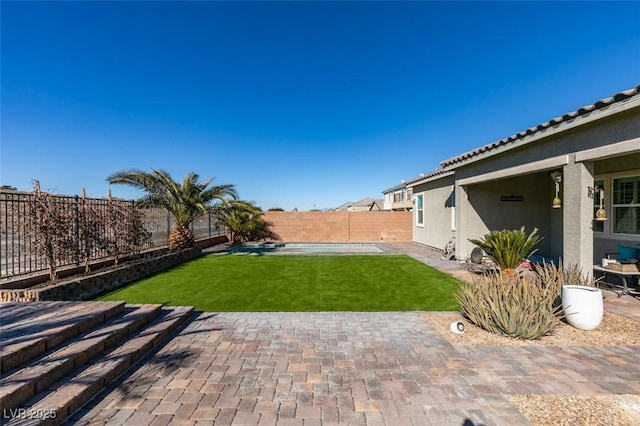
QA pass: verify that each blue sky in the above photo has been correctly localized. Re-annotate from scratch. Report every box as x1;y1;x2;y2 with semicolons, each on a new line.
2;1;639;211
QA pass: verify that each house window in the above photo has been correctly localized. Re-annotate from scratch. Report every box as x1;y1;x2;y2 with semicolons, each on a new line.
613;175;640;235
593;180;604;233
416;194;424;226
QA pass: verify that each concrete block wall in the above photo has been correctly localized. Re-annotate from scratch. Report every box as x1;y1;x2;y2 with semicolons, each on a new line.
263;211;412;242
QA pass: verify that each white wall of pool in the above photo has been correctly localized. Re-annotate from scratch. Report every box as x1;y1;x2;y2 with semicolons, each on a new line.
228;243;389;254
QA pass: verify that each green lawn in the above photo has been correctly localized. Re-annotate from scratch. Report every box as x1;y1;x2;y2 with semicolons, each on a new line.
98;254;460;312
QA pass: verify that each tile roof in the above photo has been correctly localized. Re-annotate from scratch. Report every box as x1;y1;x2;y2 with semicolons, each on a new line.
405;169;455;186
404;85;640;187
440;85;640;168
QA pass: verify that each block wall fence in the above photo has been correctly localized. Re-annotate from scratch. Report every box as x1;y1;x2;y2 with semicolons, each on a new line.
263;211;413;242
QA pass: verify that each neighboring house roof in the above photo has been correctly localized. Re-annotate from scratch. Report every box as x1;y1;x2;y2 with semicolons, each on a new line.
405;85;640;188
382;182;407;194
370;200;384;211
334;201;355;211
351;197;379;207
336;198;384;211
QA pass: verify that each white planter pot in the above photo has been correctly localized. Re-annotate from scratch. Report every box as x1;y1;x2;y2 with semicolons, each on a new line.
561;285;603;331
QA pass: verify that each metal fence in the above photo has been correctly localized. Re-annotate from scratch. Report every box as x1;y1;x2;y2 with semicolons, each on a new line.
0;190;225;279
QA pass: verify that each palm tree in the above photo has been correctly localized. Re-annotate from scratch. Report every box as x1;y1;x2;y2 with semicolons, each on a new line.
215;201;278;243
107;168;237;250
469;227;541;272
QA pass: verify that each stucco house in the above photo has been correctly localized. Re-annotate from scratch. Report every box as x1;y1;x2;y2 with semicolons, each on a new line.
336;198;384;211
382;182;413;211
402;85;640;274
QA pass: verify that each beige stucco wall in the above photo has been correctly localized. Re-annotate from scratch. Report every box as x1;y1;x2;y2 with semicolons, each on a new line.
412;175;455;250
414;100;640;271
456;173;559;261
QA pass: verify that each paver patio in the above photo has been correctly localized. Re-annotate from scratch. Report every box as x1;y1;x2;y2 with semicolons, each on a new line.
64;243;640;425
69;305;640;426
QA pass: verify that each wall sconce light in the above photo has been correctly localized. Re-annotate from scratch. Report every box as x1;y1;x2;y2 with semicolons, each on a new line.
588;186;607;221
550;172;562;209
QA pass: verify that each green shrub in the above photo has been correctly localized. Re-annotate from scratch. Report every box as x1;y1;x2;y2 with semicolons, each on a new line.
469;227;541;270
456;271;562;340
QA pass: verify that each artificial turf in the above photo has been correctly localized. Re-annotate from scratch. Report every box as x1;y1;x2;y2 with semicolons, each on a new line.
98;254;460;312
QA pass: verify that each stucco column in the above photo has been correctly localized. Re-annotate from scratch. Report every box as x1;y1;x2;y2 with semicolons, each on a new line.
562;158;594;271
454;183;470;261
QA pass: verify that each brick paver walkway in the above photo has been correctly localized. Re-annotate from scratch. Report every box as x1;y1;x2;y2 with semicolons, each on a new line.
69;243;640;425
70;311;640;426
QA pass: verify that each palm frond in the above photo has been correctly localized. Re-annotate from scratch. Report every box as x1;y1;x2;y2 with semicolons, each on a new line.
469;227;541;270
107;168;237;246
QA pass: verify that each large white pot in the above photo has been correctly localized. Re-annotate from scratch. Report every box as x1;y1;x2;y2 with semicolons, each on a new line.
561;285;603;331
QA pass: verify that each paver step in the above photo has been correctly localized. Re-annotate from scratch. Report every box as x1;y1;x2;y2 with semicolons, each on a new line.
0;304;162;411
2;306;194;426
0;301;126;374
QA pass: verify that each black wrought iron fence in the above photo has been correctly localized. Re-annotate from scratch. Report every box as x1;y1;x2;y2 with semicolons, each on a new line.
0;190;225;279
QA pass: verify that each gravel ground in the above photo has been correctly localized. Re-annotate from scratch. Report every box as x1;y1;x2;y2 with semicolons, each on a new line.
423;312;640;346
423;312;640;425
507;394;640;426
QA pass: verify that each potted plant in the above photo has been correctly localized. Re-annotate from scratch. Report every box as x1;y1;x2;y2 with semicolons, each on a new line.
562;284;603;331
469;227;541;277
535;262;603;331
561;265;602;331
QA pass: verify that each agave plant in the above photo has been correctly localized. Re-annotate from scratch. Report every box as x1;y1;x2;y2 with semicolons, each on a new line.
107;168;237;251
469;227;541;271
534;261;599;307
456;271;563;340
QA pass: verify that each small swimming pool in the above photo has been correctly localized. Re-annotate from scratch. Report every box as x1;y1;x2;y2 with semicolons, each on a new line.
228;242;389;255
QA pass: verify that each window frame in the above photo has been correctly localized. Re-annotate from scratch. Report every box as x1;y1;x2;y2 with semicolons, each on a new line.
593;171;640;240
612;174;640;236
415;194;424;227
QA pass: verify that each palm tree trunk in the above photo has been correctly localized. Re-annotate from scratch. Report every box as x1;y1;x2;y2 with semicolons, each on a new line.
168;226;195;251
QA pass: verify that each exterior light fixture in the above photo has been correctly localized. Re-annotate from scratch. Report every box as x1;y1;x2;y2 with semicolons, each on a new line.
588;186;607;222
550;172;562;209
450;321;466;334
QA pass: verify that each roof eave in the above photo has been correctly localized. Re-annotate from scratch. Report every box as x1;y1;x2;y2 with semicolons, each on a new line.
440;86;640;170
382;183;407;193
405;170;455;188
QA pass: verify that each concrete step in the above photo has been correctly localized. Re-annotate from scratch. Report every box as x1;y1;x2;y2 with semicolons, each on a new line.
2;306;194;426
0;304;162;411
0;301;126;374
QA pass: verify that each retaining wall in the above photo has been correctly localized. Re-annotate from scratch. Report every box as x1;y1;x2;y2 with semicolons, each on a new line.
263;211;412;242
0;248;202;302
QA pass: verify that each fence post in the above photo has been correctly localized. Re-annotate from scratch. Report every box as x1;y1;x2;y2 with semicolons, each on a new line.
2;189;179;279
74;195;80;266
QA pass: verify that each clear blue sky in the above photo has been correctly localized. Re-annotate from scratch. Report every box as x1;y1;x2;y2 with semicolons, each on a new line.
2;1;639;211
